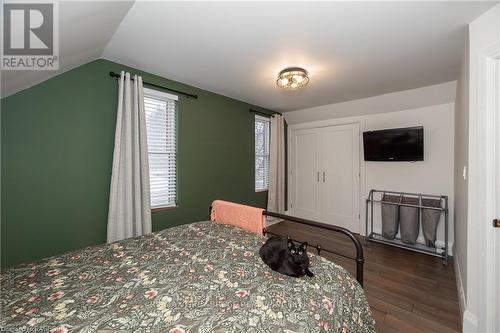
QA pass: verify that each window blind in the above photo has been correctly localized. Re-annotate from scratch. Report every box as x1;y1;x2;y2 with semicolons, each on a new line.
144;88;177;208
255;116;270;191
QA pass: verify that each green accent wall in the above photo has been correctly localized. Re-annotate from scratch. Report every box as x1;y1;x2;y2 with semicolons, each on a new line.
1;59;271;268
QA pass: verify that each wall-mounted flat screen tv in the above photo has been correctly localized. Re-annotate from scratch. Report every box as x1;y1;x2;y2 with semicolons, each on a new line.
363;126;424;161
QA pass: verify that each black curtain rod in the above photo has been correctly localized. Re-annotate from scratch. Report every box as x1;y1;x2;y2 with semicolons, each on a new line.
249;109;281;118
109;71;198;99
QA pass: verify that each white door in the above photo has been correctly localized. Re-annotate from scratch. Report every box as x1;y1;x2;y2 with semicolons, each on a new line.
290;129;321;220
319;124;360;232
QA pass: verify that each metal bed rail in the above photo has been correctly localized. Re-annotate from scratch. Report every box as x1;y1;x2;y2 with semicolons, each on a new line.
262;211;365;287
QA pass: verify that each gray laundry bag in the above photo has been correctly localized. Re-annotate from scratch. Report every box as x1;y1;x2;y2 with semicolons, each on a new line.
400;196;420;244
381;194;400;239
422;198;442;247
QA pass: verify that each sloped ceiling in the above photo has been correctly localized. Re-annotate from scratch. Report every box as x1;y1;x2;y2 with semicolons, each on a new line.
1;1;134;98
2;1;498;112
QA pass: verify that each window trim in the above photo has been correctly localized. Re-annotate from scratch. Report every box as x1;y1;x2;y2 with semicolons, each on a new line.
151;205;178;213
143;87;179;210
144;87;179;102
255;115;271;192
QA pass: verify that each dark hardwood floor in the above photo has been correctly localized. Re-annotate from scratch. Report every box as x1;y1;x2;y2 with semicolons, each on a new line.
268;221;461;333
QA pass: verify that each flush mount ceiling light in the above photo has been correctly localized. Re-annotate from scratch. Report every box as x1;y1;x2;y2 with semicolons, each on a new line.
276;67;309;90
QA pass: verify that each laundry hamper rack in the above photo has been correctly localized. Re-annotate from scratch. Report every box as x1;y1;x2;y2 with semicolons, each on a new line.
365;189;449;265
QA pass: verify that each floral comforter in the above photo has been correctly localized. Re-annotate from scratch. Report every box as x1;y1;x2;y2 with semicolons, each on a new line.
1;221;375;333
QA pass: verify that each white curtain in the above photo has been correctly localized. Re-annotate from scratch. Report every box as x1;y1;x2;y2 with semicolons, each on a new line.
107;72;152;243
267;114;286;213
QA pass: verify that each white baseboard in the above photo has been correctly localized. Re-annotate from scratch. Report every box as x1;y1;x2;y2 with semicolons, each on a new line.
453;249;466;320
453;250;480;332
463;310;478;332
371;227;454;255
434;239;453;256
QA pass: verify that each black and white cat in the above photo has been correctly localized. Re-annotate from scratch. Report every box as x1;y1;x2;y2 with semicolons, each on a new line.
259;236;314;278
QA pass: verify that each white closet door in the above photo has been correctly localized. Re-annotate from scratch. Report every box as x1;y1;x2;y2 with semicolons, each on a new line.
319;124;360;232
290;129;321;220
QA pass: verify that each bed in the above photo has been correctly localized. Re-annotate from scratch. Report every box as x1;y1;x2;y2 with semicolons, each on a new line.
1;218;375;332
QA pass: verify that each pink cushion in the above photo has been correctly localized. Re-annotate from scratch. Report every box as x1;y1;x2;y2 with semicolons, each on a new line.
210;200;265;235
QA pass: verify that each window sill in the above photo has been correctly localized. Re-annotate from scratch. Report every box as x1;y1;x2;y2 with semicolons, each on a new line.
152;205;178;212
255;189;269;193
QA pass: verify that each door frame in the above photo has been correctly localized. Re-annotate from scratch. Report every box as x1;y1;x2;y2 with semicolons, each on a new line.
494;56;500;333
287;118;365;234
465;41;500;331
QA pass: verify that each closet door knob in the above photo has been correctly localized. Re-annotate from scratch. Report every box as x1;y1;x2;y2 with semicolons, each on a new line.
494;219;500;228
323;172;326;182
317;172;320;182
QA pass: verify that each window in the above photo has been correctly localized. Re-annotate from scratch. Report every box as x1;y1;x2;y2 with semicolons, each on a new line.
255;115;270;191
144;88;178;209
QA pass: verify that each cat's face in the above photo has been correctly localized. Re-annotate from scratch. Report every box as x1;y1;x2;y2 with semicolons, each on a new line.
287;239;308;264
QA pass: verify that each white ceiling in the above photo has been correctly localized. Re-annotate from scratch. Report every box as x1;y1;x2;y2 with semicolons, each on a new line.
2;1;497;112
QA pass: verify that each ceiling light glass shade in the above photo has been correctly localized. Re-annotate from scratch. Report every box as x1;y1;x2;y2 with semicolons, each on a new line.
279;77;289;86
293;74;304;83
276;67;309;89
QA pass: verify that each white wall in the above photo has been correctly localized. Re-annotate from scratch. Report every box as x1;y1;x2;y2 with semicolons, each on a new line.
363;104;454;251
285;83;456;253
285;81;456;124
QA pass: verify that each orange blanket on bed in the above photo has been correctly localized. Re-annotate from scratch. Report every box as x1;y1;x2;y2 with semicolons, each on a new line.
210;200;265;235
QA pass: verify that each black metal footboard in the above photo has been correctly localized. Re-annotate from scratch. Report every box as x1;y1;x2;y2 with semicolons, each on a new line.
262;211;365;287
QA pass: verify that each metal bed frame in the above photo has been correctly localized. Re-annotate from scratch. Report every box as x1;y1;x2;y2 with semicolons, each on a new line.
365;189;449;265
262;211;365;287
